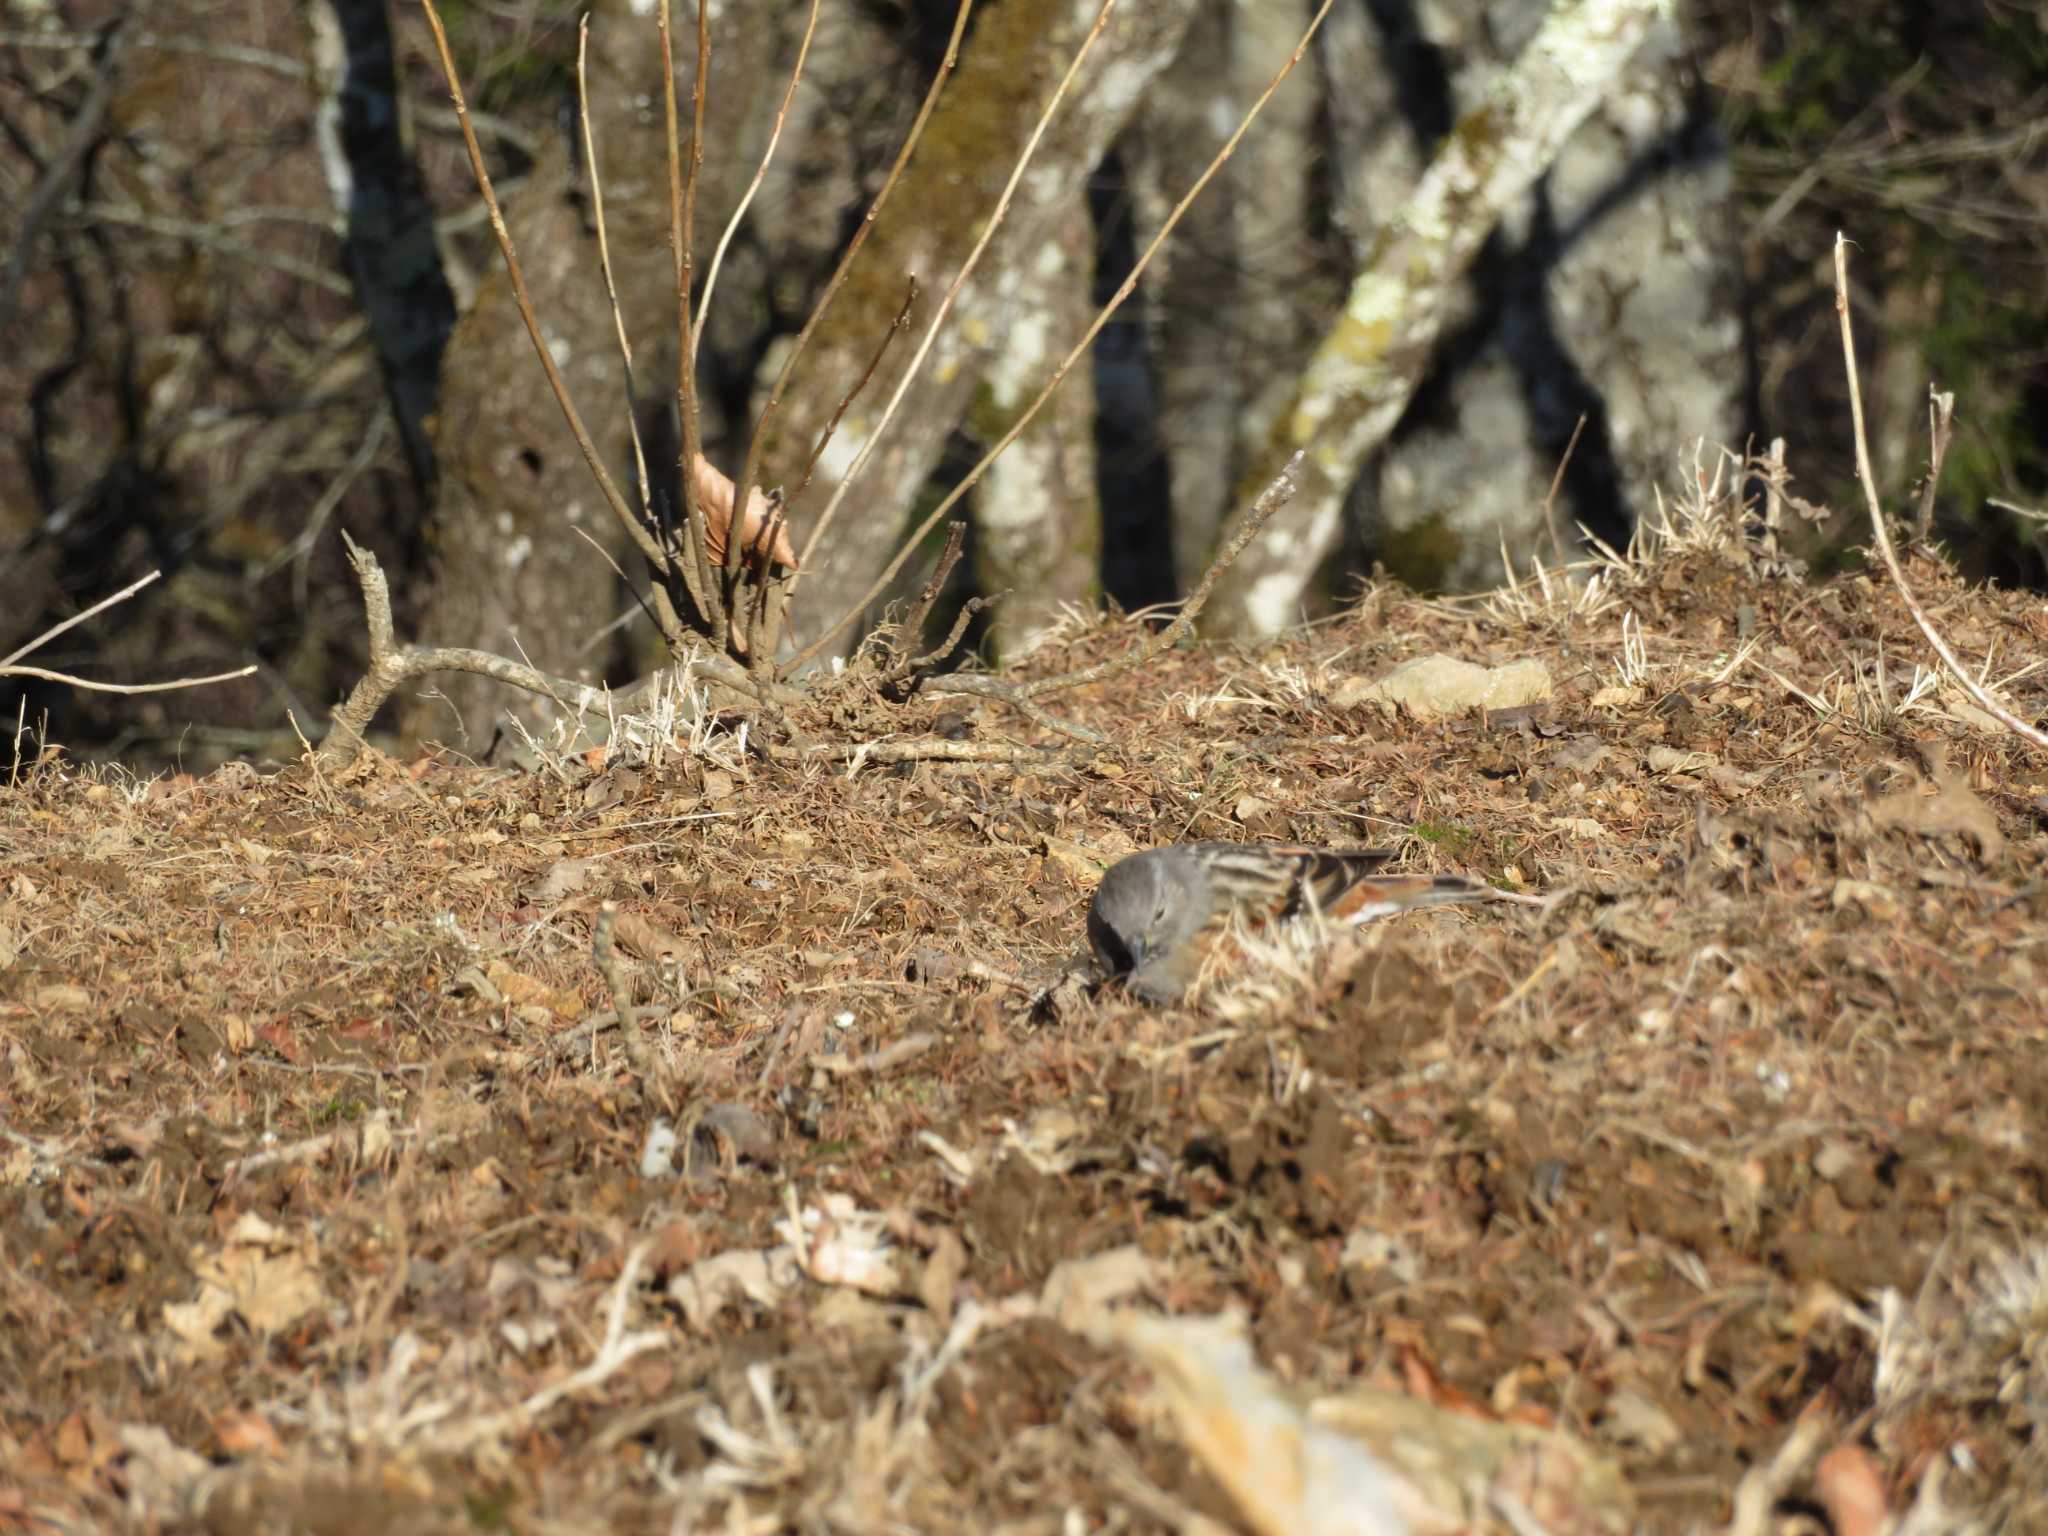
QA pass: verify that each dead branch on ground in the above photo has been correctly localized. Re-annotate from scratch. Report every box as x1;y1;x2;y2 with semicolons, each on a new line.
317;536;786;768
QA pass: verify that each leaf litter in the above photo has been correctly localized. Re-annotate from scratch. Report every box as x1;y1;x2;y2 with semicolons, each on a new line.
2;471;2047;1532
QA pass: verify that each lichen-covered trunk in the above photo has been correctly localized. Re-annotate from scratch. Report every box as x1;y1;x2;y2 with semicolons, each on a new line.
764;0;1201;664
1204;0;1723;638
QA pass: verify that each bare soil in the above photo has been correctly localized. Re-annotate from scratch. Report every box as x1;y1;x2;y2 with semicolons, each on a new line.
4;531;2046;1533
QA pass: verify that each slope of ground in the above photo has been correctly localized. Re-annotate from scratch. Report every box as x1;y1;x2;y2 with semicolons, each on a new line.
3;488;2047;1534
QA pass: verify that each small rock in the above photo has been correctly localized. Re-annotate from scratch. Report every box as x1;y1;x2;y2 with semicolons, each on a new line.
1333;653;1552;719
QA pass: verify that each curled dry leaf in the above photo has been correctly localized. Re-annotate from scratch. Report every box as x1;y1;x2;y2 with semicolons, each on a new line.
689;453;799;572
1813;1445;1889;1536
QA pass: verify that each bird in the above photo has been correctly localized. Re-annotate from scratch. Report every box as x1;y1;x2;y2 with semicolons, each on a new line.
1087;842;1492;1004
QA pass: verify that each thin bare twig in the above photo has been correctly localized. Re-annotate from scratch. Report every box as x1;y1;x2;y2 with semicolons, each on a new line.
692;0;821;371
577;20;653;525
0;569;258;694
733;1;977;569
860;526;1102;744
814;738;1070;769
790;277;919;516
416;0;689;650
0;662;258;696
1018;451;1306;701
1833;232;2047;751
1539;414;1587;567
786;0;1336;676
2;570;161;666
877;522;968;681
657;0;725;634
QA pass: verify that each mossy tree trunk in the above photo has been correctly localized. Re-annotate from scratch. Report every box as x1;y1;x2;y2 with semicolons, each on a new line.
763;0;1201;663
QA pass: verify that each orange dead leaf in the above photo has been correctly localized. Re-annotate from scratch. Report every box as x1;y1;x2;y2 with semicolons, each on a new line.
688;454;798;572
213;1409;285;1459
1815;1444;1889;1536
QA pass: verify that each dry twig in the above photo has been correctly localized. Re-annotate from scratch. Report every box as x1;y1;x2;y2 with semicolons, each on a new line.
0;570;257;695
1833;232;2047;752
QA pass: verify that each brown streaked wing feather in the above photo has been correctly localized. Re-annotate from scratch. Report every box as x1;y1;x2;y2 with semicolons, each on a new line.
1183;842;1313;924
1287;847;1400;917
1325;872;1491;922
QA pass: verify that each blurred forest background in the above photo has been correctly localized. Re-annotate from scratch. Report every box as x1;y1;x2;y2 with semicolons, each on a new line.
3;0;2045;766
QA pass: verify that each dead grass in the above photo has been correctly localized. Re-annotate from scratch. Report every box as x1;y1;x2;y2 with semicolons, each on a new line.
4;474;2047;1533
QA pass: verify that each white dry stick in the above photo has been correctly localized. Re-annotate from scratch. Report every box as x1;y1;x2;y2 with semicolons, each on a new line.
0;569;257;694
1833;232;2048;752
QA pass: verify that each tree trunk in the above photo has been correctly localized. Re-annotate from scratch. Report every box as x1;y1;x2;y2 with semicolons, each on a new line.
1354;1;1744;595
972;197;1099;657
401;1;784;748
307;0;456;499
764;0;1201;663
1205;0;1671;638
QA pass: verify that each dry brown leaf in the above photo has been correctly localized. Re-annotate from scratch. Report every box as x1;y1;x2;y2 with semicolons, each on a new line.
1861;768;2004;860
610;911;682;964
688;453;798;571
1814;1444;1890;1536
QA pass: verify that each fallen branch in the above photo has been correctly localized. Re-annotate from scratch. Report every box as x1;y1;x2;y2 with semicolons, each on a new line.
1833;233;2047;752
818;738;1069;770
318;535;787;767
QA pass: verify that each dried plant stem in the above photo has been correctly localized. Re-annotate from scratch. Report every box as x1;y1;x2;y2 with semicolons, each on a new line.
733;0;977;556
790;278;918;515
0;662;258;696
787;0;1335;676
578;20;652;521
0;569;258;694
878;522;968;680
811;739;1068;769
1018;451;1306;702
1539;414;1586;567
790;0;1121;585
417;0;690;651
692;0;820;373
659;0;724;633
861;524;1100;744
2;570;163;667
1833;232;2047;751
